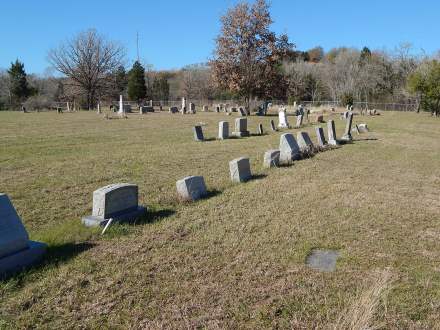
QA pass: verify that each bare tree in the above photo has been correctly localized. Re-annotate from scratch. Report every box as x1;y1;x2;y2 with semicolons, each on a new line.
48;29;125;110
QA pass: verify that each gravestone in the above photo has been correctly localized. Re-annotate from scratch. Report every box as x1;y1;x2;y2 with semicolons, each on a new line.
140;106;154;114
304;109;309;123
297;132;314;153
352;124;360;135
270;119;277;131
263;149;280;168
149;100;153;107
306;249;340;272
278;108;289;128
279;133;301;165
239;107;246;116
215;106;220;113
82;184;147;227
327;120;338;145
229;157;252;183
358;123;369;132
315;126;327;147
314;114;324;123
0;194;46;277
202;105;208;112
295;114;303;128
176;176;207;202
189;103;196;114
193;126;204;141
341;112;353;141
218;121;229;140
258;123;264;135
123;104;132;113
118;95;124;114
232;118;250;137
169;106;178;113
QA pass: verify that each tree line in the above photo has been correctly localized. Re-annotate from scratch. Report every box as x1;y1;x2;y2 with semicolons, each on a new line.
1;0;439;115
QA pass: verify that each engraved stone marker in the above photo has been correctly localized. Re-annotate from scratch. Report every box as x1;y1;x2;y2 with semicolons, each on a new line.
263;149;280;168
176;176;207;202
229;157;252;183
297;132;314;153
193;126;204;141
0;194;46;277
232;118;250;137
315;126;327;147
82;184;147;227
218;121;229;140
341;112;353;141
327;120;338;145
279;133;301;165
258;123;264;135
278;108;289;128
270;119;277;131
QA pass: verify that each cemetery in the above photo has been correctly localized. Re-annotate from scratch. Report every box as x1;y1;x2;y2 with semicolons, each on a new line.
1;0;440;328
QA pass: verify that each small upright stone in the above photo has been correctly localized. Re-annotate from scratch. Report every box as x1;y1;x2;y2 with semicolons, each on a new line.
258;123;264;135
297;132;314;153
263;150;280;168
193;125;204;141
232;118;250;137
315;126;327;147
82;184;147;227
270;119;277;131
218;121;229;140
229;157;252;183
341;112;353;141
169;106;178;113
176;176;207;202
239;107;246;116
295;114;303;128
189;103;196;114
215;106;220;113
352;124;360;135
358;123;369;132
327;120;338;145
202;105;209;112
279;133;301;165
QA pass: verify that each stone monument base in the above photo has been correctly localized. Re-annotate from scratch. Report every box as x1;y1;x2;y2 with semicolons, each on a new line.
231;131;250;137
0;241;46;277
82;206;147;227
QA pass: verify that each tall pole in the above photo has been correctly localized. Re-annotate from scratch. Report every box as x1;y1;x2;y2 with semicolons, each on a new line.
136;31;140;62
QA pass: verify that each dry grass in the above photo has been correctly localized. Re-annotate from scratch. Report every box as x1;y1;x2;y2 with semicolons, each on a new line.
0;109;439;329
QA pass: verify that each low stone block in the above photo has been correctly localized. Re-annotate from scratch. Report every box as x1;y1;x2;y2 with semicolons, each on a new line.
327;120;338;145
176;176;207;201
140;106;154;114
229;157;252;183
358;123;369;132
232;118;250;137
263;149;280;168
193;126;204;141
169;106;178;113
258;123;264;135
270;119;277;131
82;184;147;227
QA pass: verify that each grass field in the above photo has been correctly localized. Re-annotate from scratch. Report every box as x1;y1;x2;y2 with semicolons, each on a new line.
0;109;439;329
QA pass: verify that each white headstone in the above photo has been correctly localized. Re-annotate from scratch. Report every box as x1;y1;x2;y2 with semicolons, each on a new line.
278;108;289;128
118;95;124;114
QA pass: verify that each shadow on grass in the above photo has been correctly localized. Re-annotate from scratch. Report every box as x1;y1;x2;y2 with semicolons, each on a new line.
138;208;176;225
250;174;267;181
44;242;96;266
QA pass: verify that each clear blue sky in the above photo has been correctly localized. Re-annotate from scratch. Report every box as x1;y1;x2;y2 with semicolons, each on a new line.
1;0;438;74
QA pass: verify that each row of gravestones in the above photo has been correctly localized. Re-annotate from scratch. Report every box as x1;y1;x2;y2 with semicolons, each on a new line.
0;113;368;278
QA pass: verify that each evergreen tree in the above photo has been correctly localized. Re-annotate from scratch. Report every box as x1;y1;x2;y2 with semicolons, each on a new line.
7;60;31;103
115;65;128;95
360;47;372;65
152;74;170;100
127;61;146;102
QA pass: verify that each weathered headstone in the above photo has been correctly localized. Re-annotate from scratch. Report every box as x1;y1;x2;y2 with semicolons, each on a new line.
279;133;301;165
239;107;246;116
258;123;264;135
118;95;124;114
306;249;340;272
278;108;289;128
314;114;324;123
297;132;314;153
218;121;229;140
352;124;360;135
229;157;252;183
202;105;208;112
270;119;277;131
0;194;46;277
123;104;132;113
232;118;250;137
82;184;147;227
327;120;338;145
215;106;220;113
341;112;353;141
169;106;179;113
315;126;327;147
188;103;196;114
176;176;207;202
263;149;280;168
358;123;369;132
295;114;303;128
193;125;204;141
140;106;154;114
